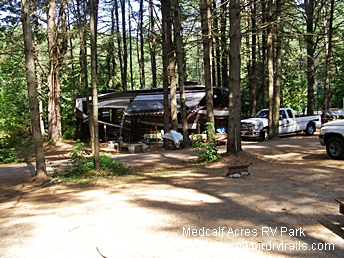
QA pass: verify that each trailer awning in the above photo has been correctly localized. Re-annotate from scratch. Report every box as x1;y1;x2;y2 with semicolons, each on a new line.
124;91;206;116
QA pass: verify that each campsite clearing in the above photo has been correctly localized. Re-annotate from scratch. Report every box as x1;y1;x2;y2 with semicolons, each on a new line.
0;133;343;257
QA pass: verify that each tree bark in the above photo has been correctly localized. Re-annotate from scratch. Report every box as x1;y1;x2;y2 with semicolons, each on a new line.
139;0;146;89
21;0;47;178
115;0;125;91
267;0;277;139
200;0;214;125
249;0;257;116
273;0;282;137
121;0;128;90
174;0;188;146
47;0;63;144
227;0;242;155
90;0;100;169
245;0;252;114
212;1;220;87
323;0;334;111
105;4;116;89
305;0;315;115
261;0;268;109
33;11;45;137
220;0;228;89
161;0;172;132
76;0;90;142
129;0;134;90
150;0;157;89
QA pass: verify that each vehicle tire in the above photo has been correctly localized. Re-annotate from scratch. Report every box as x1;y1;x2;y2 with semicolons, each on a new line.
305;123;315;135
326;137;344;160
259;128;268;142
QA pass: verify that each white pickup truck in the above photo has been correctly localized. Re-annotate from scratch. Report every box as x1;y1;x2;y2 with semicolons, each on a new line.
319;120;344;159
241;108;322;141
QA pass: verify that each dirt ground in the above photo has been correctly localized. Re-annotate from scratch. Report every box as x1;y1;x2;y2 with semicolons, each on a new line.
0;133;343;258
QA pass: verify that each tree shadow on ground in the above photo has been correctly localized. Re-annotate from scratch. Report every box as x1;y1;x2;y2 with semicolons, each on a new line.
126;155;344;257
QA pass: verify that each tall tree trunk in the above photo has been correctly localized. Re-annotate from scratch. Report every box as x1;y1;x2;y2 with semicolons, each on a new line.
47;0;62;144
273;0;282;136
245;1;252;113
212;1;221;87
323;0;334;111
227;0;242;155
115;0;124;91
170;60;178;131
33;12;45;137
220;0;228;88
121;0;128;90
21;0;47;178
267;0;277;139
249;0;257;116
161;0;171;132
76;0;90;141
105;4;115;90
111;4;117;89
305;0;315;115
200;0;214;125
139;0;146;88
129;1;134;90
150;0;157;89
174;0;189;146
261;0;267;109
169;2;178;130
90;0;100;169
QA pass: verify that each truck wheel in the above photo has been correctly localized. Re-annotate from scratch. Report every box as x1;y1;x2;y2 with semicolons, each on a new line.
259;129;268;142
326;137;344;160
305;123;315;135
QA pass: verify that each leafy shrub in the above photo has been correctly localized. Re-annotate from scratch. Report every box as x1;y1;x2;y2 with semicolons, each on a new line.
191;122;219;163
0;132;32;148
0;148;18;164
62;126;76;140
68;139;91;169
56;139;130;179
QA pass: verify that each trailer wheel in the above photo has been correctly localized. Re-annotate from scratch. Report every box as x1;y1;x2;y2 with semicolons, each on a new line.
305;123;315;135
326;137;344;160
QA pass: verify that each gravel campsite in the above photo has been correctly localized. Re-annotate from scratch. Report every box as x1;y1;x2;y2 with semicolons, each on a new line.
0;133;343;258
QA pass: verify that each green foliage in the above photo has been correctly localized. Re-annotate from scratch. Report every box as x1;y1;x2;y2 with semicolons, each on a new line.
60;66;79;140
0;132;31;164
191;122;219;164
0;147;18;164
1;2;344;149
68;139;91;168
0;29;32;146
62;126;76;140
56;140;130;179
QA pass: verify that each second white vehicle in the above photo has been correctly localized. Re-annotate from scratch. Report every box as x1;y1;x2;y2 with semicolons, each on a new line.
241;108;322;141
319;119;344;159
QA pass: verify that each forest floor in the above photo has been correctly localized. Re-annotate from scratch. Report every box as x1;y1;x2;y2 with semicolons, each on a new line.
0;133;344;257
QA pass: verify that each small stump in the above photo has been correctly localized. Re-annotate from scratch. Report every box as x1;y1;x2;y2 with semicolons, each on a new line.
226;164;250;178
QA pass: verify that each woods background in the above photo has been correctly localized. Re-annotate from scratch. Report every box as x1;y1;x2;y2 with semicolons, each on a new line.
0;0;343;150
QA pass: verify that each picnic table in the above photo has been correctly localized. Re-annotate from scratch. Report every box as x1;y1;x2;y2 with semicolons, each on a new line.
143;133;163;142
